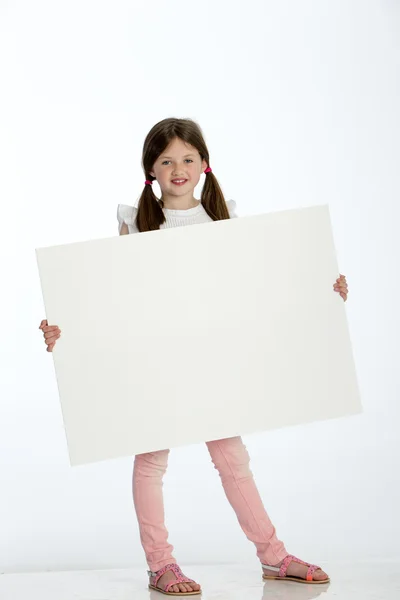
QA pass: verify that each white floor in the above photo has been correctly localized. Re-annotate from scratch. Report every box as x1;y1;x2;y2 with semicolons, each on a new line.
1;562;399;600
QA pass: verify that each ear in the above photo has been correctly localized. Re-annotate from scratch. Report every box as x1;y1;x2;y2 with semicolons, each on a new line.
149;171;155;178
201;159;208;173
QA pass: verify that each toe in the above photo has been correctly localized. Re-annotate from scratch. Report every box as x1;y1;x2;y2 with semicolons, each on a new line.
314;569;329;581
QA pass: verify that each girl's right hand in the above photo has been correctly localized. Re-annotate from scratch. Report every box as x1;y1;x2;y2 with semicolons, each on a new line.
39;319;61;352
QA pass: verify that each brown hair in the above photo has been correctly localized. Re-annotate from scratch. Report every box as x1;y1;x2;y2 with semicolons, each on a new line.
136;118;231;232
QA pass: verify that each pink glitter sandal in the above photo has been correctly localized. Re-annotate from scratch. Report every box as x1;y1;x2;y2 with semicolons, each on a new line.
262;555;330;584
148;563;201;596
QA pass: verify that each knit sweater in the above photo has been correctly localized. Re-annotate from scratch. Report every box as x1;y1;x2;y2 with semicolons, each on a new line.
117;200;237;234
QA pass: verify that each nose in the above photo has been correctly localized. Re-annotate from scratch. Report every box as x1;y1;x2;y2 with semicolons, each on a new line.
172;163;185;176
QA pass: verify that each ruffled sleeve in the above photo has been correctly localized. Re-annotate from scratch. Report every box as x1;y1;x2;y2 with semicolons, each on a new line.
117;204;139;234
227;199;238;219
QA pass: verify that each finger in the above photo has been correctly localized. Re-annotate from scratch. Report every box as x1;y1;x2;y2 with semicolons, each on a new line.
334;286;348;295
42;325;60;333
39;319;48;329
44;331;60;341
340;291;348;302
44;337;59;347
44;340;59;350
43;330;60;339
43;327;60;335
46;343;55;352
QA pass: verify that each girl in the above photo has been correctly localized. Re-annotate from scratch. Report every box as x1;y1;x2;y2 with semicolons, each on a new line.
39;118;348;596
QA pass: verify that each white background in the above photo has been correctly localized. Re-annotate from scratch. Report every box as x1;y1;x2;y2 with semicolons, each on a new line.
1;0;399;574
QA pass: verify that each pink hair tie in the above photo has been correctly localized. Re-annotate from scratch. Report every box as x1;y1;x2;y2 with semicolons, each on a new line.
204;167;212;174
145;180;153;186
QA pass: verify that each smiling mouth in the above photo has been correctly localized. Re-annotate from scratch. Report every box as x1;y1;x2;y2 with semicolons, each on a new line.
171;179;188;186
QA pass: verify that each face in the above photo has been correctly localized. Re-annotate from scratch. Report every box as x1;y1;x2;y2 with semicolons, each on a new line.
150;137;207;198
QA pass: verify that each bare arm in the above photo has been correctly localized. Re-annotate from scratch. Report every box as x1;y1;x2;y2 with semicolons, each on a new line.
120;223;129;235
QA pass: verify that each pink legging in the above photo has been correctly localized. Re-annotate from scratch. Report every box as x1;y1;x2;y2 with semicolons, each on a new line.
133;436;287;572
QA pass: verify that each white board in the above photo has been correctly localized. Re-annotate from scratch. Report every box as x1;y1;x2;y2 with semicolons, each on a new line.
36;205;361;466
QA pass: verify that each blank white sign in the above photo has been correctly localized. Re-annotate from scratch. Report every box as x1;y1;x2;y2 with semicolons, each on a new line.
36;205;361;466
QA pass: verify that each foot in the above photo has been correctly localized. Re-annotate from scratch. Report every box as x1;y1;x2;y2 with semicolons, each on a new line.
263;557;329;582
150;567;201;594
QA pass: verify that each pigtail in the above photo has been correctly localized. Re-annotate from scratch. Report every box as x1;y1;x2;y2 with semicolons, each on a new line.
136;176;166;232
201;170;231;221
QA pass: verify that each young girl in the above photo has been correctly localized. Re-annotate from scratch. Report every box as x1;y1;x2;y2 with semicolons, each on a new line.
39;118;348;596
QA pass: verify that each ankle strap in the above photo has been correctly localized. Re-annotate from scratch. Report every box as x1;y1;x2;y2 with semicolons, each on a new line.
147;563;179;586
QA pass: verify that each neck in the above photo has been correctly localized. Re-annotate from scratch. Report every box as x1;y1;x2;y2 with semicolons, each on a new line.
161;191;200;210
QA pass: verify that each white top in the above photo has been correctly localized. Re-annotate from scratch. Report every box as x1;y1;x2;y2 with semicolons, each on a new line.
117;200;237;234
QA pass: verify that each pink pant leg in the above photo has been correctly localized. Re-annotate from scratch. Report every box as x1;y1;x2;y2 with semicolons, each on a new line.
133;450;176;572
206;436;288;565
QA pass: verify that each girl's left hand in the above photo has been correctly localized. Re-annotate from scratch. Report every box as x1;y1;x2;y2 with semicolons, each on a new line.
333;274;348;302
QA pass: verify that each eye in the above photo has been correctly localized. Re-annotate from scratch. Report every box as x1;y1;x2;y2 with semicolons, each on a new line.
161;159;193;165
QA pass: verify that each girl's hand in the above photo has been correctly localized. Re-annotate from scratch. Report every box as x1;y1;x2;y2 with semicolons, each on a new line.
333;274;348;302
39;319;61;352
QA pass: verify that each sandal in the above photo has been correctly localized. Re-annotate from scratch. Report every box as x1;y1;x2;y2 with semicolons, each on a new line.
148;563;201;596
262;555;330;584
